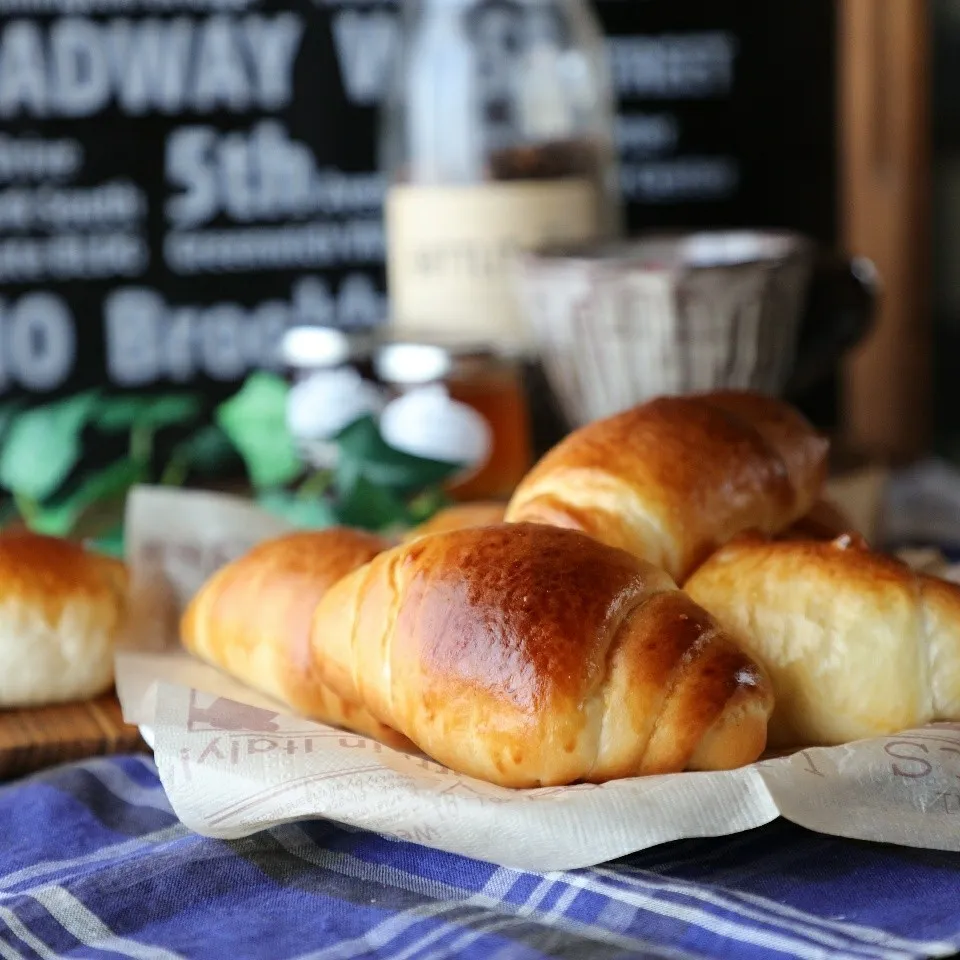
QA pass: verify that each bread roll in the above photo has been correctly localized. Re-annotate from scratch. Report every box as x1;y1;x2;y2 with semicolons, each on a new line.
684;534;960;747
402;502;506;543
181;529;411;748
505;391;828;583
0;531;127;707
311;523;773;787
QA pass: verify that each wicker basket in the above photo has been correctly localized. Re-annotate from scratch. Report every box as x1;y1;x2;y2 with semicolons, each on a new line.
515;231;815;428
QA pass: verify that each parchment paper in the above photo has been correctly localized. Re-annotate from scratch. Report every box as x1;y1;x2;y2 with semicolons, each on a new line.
116;485;960;872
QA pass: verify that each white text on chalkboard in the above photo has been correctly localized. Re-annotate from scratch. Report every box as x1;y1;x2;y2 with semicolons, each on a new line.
0;15;303;117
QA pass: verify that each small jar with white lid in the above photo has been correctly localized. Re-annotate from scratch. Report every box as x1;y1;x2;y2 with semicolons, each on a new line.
280;326;383;469
374;340;532;501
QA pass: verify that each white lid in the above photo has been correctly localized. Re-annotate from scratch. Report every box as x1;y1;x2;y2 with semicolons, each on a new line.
374;343;453;386
279;326;351;369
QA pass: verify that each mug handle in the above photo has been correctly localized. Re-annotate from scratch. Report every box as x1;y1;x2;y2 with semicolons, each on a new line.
783;254;879;399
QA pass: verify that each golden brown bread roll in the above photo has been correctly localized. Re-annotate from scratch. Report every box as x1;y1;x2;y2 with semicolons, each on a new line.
505;390;829;583
684;534;960;748
181;529;411;748
0;531;128;707
402;502;507;543
310;523;773;787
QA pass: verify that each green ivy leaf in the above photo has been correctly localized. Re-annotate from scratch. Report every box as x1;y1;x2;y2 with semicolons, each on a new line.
0;497;19;530
335;416;462;493
0;400;25;444
406;486;452;525
96;397;148;432
97;393;202;432
258;490;338;529
26;458;144;537
216;373;303;489
180;423;236;472
86;523;125;559
0;391;99;501
161;424;239;486
335;474;410;532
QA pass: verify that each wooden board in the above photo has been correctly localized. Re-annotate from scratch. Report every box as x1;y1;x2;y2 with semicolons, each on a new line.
0;692;148;781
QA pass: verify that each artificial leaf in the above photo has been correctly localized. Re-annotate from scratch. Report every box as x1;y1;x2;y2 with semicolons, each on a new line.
0;391;99;501
97;393;202;432
335;474;410;531
86;523;125;559
297;469;334;499
0;400;24;445
334;452;363;500
216;373;302;489
335;416;463;493
26;458;144;537
406;486;452;525
0;497;19;530
178;424;237;472
258;490;338;529
162;424;239;485
95;397;150;432
139;394;202;428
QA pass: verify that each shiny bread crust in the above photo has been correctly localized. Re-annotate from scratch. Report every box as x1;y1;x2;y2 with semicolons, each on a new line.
313;523;773;787
506;390;829;583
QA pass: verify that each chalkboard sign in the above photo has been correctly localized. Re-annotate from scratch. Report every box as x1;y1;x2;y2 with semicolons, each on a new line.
0;0;392;402
596;0;836;241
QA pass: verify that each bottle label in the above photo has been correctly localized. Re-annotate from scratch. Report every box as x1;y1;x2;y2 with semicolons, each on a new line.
386;179;600;352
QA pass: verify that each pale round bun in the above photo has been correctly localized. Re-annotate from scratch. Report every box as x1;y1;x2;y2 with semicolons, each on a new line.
0;531;128;707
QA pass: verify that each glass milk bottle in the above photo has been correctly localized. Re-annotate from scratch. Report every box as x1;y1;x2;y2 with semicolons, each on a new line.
381;0;621;355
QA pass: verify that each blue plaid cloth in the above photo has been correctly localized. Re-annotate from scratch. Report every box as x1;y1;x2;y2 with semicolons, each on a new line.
3;754;960;960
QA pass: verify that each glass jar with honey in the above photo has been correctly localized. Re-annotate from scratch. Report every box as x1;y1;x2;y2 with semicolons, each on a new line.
373;340;532;502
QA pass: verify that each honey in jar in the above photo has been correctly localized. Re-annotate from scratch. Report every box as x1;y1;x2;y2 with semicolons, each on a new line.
373;341;532;502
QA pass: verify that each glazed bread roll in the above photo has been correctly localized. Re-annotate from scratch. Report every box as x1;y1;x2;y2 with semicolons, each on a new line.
505;390;828;583
311;523;774;788
402;502;506;543
181;529;411;748
0;531;127;707
685;534;960;747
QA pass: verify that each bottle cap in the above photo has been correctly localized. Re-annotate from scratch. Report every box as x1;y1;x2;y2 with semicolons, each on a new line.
279;326;352;370
374;342;453;386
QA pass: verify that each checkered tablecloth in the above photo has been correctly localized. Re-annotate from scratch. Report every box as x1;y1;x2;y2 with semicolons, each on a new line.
3;754;960;960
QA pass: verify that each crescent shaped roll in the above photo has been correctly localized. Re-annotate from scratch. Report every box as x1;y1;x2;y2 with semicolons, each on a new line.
685;535;960;747
310;523;773;788
181;528;411;748
505;390;829;583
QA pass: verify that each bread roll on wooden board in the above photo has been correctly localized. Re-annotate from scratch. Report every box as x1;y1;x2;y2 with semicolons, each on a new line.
0;531;128;708
505;391;828;583
181;529;412;748
685;534;960;748
311;523;773;788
